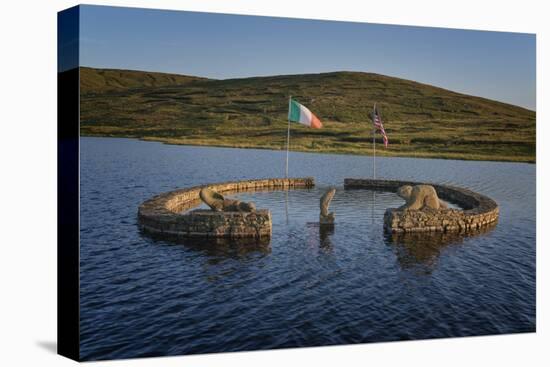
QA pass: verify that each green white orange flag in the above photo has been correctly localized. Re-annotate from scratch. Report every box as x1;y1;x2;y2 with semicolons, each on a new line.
288;98;323;128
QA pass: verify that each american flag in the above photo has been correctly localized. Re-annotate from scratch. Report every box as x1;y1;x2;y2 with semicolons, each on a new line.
373;104;388;148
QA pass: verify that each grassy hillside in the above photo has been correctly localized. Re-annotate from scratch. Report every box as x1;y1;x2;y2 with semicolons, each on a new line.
80;67;206;94
80;67;536;162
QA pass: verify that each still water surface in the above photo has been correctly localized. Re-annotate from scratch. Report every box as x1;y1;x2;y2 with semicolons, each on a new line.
80;137;535;360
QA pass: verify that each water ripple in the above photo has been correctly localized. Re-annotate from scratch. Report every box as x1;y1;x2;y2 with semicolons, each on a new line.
79;138;535;360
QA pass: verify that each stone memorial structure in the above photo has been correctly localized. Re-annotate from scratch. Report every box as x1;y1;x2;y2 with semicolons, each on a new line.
199;187;257;212
396;184;448;210
319;188;336;225
138;177;314;238
344;178;499;233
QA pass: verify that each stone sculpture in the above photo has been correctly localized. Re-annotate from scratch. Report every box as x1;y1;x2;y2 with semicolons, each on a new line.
319;188;336;225
199;188;256;212
396;184;448;210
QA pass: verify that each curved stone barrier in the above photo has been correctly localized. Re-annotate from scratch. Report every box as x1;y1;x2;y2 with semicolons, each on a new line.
344;178;499;233
138;177;315;238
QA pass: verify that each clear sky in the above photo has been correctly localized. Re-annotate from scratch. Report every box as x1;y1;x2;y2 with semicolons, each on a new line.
79;5;536;110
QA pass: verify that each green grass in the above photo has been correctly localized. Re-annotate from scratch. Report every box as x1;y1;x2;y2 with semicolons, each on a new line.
79;67;536;163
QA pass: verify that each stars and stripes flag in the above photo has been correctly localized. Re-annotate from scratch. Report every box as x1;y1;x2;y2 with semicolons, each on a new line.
373;104;388;148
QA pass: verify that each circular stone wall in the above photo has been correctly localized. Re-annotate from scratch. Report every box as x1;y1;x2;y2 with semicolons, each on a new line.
138;177;315;238
344;178;499;233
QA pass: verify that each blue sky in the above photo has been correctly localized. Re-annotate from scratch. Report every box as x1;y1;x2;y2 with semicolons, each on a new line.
79;5;536;110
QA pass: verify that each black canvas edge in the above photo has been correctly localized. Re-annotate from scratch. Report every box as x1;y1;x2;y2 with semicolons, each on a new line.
58;5;81;361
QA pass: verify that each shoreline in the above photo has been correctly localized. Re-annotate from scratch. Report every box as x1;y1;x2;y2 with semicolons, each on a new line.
80;134;536;164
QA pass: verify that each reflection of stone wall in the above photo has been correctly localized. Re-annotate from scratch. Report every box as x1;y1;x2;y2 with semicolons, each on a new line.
138;177;314;238
344;178;499;233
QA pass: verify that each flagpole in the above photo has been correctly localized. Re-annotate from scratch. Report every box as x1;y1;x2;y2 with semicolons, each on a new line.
373;103;376;180
286;96;291;178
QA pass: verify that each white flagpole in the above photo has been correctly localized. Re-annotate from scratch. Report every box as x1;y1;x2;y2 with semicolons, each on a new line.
286;96;291;178
373;103;376;180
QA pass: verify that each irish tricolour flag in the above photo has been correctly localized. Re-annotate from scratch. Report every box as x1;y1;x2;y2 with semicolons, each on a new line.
288;98;323;129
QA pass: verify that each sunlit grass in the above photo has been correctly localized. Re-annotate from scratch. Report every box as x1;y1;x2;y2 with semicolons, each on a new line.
80;67;536;163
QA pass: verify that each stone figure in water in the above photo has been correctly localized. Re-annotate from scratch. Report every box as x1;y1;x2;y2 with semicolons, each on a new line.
199;188;256;212
396;185;448;210
320;188;336;225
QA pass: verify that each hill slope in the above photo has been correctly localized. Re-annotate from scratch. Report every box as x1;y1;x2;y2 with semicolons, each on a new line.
80;67;206;94
80;67;536;162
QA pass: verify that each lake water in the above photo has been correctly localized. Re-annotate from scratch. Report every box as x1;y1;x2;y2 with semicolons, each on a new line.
79;137;536;360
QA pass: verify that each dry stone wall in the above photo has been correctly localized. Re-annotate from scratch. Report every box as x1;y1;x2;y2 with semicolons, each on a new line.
344;178;499;233
138;177;314;238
